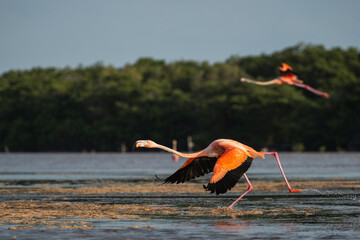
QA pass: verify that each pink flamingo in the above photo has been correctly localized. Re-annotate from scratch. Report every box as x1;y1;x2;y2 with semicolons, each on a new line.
172;139;180;162
136;139;301;208
241;63;330;98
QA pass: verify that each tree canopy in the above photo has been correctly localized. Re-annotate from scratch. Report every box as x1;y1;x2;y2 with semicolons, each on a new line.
1;44;359;152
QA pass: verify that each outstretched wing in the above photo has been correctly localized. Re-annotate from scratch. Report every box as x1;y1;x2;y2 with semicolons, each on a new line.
203;148;253;195
164;157;218;184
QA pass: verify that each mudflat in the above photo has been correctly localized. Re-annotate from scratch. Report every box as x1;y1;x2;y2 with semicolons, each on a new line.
0;179;358;230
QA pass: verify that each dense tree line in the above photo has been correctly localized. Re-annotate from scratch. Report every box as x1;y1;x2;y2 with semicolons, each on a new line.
0;44;359;152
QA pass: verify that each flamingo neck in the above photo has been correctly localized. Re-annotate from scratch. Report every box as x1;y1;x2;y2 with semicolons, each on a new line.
254;80;278;85
153;143;201;158
243;79;270;85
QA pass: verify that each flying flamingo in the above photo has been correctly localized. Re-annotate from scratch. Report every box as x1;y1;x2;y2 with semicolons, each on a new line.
135;139;301;208
240;63;330;98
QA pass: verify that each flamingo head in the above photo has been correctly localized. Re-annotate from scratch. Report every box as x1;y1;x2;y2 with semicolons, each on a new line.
278;63;293;72
135;140;157;148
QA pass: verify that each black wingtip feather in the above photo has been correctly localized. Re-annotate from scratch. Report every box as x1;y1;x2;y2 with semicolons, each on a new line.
204;157;253;195
155;174;163;181
164;157;218;184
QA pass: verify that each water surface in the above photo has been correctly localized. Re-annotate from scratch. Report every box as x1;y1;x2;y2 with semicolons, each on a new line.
0;152;359;239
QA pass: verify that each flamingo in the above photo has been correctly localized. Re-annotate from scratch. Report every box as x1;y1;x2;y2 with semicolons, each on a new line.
135;139;301;208
240;63;330;98
172;139;180;162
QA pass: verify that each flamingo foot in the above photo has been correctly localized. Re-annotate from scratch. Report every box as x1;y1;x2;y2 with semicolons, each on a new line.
323;93;330;98
289;188;302;193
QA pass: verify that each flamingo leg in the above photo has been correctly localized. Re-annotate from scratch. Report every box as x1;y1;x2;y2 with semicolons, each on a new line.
264;152;301;193
293;83;329;98
227;173;253;209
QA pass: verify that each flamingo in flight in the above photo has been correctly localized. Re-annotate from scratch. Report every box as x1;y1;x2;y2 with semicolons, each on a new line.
241;63;330;98
135;139;301;208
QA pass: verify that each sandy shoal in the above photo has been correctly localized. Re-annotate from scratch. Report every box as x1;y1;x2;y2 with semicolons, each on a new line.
0;179;358;230
0;180;358;195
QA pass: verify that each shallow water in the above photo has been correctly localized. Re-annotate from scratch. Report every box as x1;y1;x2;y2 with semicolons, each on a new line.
1;152;359;182
0;152;359;239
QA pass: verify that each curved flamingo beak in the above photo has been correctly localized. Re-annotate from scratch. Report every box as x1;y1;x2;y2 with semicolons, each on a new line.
135;140;147;148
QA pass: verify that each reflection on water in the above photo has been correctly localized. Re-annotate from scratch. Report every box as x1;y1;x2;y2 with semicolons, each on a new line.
214;215;252;233
0;152;359;239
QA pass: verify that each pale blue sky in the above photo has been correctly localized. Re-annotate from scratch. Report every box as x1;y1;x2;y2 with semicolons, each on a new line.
1;0;359;74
